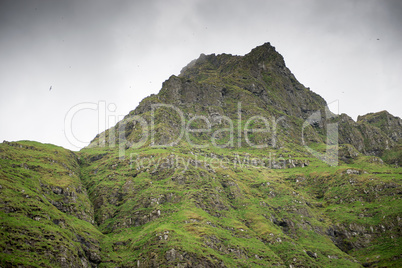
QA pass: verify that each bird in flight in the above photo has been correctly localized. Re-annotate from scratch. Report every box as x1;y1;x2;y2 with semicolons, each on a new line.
49;86;52;91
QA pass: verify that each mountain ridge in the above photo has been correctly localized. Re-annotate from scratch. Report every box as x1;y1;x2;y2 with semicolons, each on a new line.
1;42;401;267
89;42;400;161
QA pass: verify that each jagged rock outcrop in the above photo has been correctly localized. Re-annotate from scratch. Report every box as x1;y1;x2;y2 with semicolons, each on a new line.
337;111;402;159
358;111;402;143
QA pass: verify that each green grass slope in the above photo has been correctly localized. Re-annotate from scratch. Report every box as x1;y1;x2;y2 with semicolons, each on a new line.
77;144;401;267
0;141;102;267
1;139;401;267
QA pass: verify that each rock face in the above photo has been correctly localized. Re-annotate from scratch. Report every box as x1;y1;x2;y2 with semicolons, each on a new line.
175;43;326;120
357;110;402;143
1;43;401;267
337;113;393;156
336;111;402;165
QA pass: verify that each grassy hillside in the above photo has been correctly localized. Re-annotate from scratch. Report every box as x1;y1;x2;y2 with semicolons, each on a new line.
78;144;401;267
2;139;400;267
0;141;102;267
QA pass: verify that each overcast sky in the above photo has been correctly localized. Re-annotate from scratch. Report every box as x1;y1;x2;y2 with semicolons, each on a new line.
1;0;401;151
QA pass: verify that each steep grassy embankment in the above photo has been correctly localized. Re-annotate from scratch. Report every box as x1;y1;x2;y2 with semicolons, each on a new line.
0;141;102;267
78;143;401;267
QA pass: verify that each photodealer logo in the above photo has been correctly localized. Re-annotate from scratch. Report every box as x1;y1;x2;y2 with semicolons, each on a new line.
64;101;123;149
64;100;339;167
302;101;339;166
129;152;300;173
115;102;284;158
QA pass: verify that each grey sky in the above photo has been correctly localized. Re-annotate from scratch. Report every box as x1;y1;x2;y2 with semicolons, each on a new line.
1;0;401;150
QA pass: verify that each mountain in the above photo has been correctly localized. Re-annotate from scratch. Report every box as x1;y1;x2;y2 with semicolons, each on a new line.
89;43;328;150
1;43;401;267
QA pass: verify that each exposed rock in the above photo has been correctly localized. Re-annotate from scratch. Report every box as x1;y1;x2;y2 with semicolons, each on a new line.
358;110;402;143
306;250;317;259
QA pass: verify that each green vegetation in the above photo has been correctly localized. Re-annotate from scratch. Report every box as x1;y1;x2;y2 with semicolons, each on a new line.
0;141;102;267
1;43;401;267
1;141;400;267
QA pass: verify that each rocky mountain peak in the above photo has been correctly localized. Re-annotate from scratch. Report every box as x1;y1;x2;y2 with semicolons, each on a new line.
244;42;284;66
1;42;401;268
179;42;284;78
149;43;326;119
89;42;400;161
